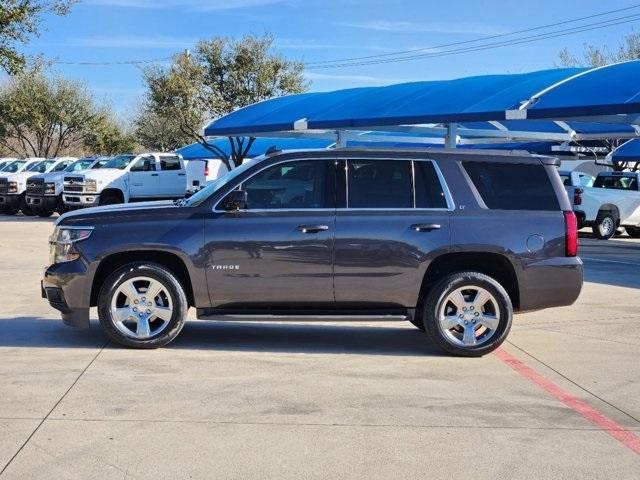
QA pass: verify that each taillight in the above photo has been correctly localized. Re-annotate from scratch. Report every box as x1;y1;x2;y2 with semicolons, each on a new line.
573;188;582;206
564;211;578;257
204;163;209;177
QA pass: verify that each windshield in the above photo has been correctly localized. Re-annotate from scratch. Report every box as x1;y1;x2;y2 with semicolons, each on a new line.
593;175;638;191
52;161;71;172
3;161;25;173
30;160;56;173
183;160;257;207
103;154;136;170
65;159;95;172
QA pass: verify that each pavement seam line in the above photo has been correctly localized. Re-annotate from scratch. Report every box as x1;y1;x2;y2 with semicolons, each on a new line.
506;340;640;424
495;347;640;455
0;340;110;478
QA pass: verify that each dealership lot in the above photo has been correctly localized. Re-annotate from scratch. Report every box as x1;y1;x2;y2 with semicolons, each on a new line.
0;216;638;479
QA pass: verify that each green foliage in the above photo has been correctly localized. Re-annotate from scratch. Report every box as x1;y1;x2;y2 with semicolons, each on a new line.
138;34;308;168
558;32;640;67
0;1;76;74
0;67;131;157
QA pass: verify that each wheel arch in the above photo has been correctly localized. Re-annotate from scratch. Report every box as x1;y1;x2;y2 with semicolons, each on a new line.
90;250;194;307
101;188;125;203
418;252;520;311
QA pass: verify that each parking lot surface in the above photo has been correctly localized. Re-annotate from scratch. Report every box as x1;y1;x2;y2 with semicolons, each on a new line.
0;216;638;479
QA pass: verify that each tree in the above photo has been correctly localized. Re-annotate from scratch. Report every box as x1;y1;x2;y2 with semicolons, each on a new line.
0;68;129;157
85;115;137;156
558;31;640;67
0;0;76;74
139;35;308;169
134;104;193;152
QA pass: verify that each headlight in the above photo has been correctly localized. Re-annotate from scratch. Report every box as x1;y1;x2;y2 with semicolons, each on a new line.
8;181;17;193
85;179;97;193
45;182;56;195
49;226;93;264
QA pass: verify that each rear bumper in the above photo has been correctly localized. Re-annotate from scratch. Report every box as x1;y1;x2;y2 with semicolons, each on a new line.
63;193;100;207
26;194;58;210
42;260;91;328
518;257;583;312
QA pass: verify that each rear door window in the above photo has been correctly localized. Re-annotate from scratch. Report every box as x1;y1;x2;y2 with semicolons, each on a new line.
463;161;559;211
347;160;412;208
414;161;448;208
160;155;182;171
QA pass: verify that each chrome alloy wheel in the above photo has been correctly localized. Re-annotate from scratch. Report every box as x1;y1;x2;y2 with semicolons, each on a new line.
438;286;500;347
110;276;173;339
599;216;615;237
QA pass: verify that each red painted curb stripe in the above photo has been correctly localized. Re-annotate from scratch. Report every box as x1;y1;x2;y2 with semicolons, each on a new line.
494;348;640;455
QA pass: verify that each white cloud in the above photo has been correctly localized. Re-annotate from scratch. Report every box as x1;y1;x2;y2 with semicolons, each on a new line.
339;20;509;36
85;0;284;10
59;35;196;49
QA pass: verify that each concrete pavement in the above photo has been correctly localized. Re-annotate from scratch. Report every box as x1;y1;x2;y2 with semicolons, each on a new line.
0;217;638;479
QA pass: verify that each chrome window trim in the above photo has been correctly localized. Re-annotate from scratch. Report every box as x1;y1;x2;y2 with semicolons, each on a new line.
212;156;455;213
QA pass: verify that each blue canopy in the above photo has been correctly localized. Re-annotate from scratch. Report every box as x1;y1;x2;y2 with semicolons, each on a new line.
176;137;334;159
204;61;640;143
608;139;640;163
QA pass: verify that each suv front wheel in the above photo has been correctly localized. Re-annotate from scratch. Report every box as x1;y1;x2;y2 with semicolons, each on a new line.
98;263;188;348
422;272;513;357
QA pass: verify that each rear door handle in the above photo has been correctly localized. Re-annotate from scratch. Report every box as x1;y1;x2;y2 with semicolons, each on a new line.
410;223;441;232
151;173;159;177
297;224;329;233
178;173;186;176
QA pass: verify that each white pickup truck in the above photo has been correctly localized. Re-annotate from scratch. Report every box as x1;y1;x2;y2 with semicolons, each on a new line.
26;156;108;217
0;158;52;215
63;153;205;208
561;170;640;239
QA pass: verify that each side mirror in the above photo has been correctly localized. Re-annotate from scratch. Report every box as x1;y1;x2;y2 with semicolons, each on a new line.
223;190;248;211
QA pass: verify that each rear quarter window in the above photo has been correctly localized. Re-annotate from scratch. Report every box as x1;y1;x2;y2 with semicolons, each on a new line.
463;161;559;211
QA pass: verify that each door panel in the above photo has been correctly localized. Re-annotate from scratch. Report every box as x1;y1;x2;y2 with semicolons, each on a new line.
129;155;158;198
333;158;451;307
204;159;336;307
157;155;185;197
334;210;450;307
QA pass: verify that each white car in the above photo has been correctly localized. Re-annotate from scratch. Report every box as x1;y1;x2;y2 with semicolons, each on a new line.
561;170;640;239
26;157;106;217
63;153;206;208
0;158;65;215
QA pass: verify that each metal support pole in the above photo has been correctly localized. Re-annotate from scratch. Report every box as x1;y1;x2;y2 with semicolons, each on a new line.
336;130;348;148
445;123;458;149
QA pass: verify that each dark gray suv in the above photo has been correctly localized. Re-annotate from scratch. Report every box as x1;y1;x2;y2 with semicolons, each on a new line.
42;149;582;356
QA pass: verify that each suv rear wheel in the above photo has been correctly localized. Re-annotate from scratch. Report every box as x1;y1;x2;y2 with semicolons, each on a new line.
97;263;188;348
422;272;513;357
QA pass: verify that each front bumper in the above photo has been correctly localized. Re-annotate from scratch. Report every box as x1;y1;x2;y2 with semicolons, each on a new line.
0;194;20;209
42;260;91;328
63;193;100;207
27;194;58;210
518;257;583;312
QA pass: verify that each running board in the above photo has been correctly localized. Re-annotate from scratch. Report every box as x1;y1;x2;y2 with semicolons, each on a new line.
196;308;413;322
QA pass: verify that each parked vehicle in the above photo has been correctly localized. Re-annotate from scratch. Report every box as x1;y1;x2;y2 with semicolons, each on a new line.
561;170;640;239
43;149;583;356
62;153;205;208
26;157;107;217
0;158;46;215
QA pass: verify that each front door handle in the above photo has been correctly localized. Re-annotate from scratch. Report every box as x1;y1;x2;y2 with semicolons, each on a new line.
151;173;159;177
410;223;441;232
297;224;329;233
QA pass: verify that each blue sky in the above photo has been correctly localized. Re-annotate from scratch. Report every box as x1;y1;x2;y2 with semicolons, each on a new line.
18;0;640;117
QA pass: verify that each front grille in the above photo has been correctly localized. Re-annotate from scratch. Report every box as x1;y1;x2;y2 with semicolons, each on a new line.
0;178;7;195
64;176;84;193
26;178;45;195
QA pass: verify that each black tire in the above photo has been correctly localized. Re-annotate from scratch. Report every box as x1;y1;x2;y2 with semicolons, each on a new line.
99;192;122;206
421;271;513;357
409;317;425;331
19;194;35;216
56;196;67;214
4;203;18;215
626;226;640;238
97;263;188;348
592;212;617;240
35;208;54;218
